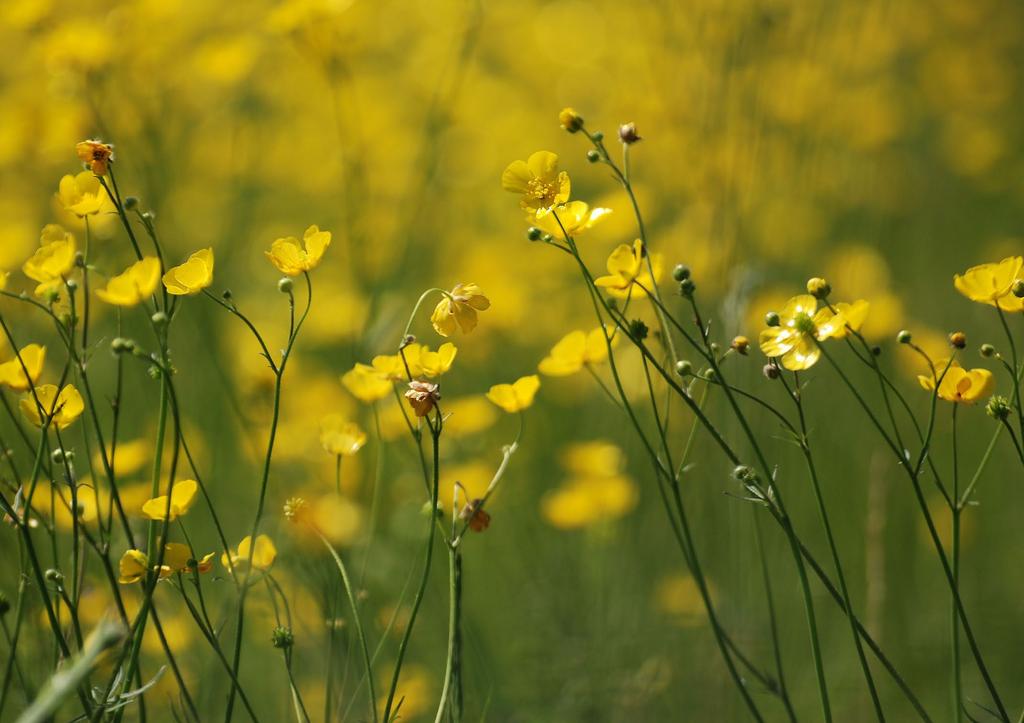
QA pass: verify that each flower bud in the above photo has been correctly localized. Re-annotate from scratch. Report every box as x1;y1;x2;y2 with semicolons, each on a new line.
526;226;542;241
675;360;692;377
151;311;168;326
51;449;65;464
806;277;831;299
111;337;135;354
124;196;139;211
586;149;600;163
45;568;64;584
559;107;584;133
278;277;294;294
672;264;691;282
592;131;604;142
141;210;156;222
987;395;1011;421
765;311;780;327
1014;280;1024;298
679;278;695;297
628;319;649;341
763;364;780;380
65;278;79;293
980;343;996;358
949;331;967;350
897;330;912;344
618;122;641;144
731;336;750;355
271;625;294;649
732;465;755;482
74;252;86;268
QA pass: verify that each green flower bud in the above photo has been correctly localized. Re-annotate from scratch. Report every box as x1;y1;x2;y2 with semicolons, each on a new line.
526;227;542;241
980;343;996;358
586;149;600;163
897;330;912;344
675;360;693;377
765;311;780;327
271;626;294;649
278;277;294;294
672;264;691;282
679;278;695;297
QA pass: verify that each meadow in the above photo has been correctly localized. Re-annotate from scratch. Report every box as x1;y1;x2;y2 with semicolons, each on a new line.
2;1;1024;721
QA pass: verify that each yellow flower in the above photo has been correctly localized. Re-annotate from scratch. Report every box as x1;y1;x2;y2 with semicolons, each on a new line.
95;257;162;306
593;239;663;299
265;225;331;276
0;271;7;290
0;344;46;391
222;534;277;573
118;549;150;584
57;171;107;217
486;375;540;413
559;107;584;133
501;150;571;215
141;479;199;521
953;257;1024;311
20;384;84;430
430;283;490;337
417;342;457;377
758;295;844;371
341;364;393;403
162;248;214;296
830;300;870;339
372;351;415;380
538;328;614;376
161;543;193;572
533;201;611;238
75;140;114;176
23;225;76;297
320;415;367;456
918;362;994;404
541;474;637;529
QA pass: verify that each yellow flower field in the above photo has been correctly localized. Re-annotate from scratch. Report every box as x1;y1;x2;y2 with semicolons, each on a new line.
2;1;1024;721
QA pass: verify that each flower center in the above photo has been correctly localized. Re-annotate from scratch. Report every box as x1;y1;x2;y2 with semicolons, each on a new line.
526;177;557;205
794;312;816;335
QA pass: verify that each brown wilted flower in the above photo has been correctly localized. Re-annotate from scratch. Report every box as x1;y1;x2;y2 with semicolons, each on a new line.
405;380;440;417
459;498;491;532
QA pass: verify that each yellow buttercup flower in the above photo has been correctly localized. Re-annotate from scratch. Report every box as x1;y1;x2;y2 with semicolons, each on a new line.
0;344;46;391
95;257;162;306
486;375;540;413
953;257;1024;311
141;479;199;521
163;248;214;296
222;534;277;573
371;351;415;380
20;384;84;430
417;342;457;377
533;201;611;239
830;300;870;339
341;364;393;403
23;225;76;297
265;225;331;276
75;140;114;176
118;549;151;584
57;171;108;217
759;294;844;371
541;474;637;529
538;327;614;376
501;150;571;215
319;415;367;456
430;283;490;337
593;239;663;299
918;362;994;404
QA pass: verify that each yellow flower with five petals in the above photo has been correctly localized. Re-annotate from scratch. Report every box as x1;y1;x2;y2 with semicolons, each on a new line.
266;225;331;276
0;344;46;391
163;248;214;296
593;239;663;299
320;415;367;456
95;257;162;306
23;225;76;297
141;479;199;521
538;328;615;376
20;383;84;430
501;151;571;216
486;375;540;413
953;257;1024;311
342;364;393;403
918;361;994;404
758;295;844;371
533;201;611;239
431;284;490;337
222;534;277;573
57;171;108;217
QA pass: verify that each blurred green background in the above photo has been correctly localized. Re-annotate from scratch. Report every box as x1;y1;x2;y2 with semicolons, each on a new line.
2;0;1024;720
